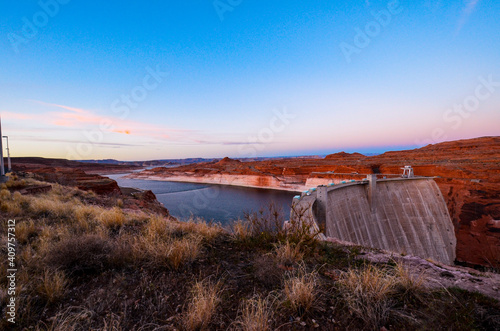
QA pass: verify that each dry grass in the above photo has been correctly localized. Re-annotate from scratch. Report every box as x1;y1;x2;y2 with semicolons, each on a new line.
146;214;171;239
179;217;224;241
38;306;95;331
283;265;317;314
168;235;203;269
16;220;38;244
184;279;222;331
393;261;426;297
46;234;112;275
0;188;11;200
337;265;398;328
274;241;304;266
231;220;252;240
234;295;273;331
37;269;68;304
98;207;126;229
29;197;74;220
133;232;202;269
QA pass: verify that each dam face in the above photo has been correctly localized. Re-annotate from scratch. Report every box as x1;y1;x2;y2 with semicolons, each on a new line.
292;177;456;265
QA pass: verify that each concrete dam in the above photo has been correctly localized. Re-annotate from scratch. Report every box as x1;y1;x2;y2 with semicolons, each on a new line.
291;175;457;265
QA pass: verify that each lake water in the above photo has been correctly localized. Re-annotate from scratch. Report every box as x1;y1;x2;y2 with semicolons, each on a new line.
106;173;298;224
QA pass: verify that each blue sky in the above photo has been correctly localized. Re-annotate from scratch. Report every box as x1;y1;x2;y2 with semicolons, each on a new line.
1;0;499;160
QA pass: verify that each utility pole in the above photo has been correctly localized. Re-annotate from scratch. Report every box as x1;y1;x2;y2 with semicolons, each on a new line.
0;115;5;178
3;136;11;172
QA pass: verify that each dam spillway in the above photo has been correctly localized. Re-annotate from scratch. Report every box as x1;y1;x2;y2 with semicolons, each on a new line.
291;176;456;265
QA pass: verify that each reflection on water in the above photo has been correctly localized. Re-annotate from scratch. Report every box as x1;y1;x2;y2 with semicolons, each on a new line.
106;173;297;224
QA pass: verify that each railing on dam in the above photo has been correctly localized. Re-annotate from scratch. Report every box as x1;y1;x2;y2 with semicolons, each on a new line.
291;175;457;265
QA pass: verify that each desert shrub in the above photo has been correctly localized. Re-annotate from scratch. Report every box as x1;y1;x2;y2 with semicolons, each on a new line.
146;214;171;239
29;197;73;220
234;295;273;331
242;203;321;249
0;188;11;200
180;217;223;241
283;265;318;314
337;265;398;329
274;241;304;267
168;235;202;269
231;219;252;240
46;234;112;275
72;205;99;230
133;233;202;269
393;261;426;300
116;198;124;208
16;220;38;244
243;203;284;242
98;207;125;229
36;269;67;304
184;279;222;330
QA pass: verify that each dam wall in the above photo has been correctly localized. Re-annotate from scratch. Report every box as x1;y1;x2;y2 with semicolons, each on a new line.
291;177;456;264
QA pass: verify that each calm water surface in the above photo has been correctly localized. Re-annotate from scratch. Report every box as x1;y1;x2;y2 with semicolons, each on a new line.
106;173;297;224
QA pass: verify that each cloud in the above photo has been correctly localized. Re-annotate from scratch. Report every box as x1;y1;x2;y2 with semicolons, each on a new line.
8;101;253;148
33;100;194;141
32;100;87;114
457;0;481;33
1;111;39;120
13;135;144;147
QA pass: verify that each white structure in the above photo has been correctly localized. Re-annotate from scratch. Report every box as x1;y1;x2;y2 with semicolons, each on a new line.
401;165;414;178
0;116;5;178
2;136;11;172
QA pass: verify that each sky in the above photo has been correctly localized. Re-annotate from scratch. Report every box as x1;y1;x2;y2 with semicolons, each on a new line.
1;0;499;161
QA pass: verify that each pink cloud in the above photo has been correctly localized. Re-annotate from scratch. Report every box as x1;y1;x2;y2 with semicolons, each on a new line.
32;101;196;142
1;111;39;120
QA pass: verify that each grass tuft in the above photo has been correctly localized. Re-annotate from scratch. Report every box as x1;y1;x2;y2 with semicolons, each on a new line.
274;240;304;267
283;264;317;314
184;279;222;330
234;295;273;331
37;269;68;304
337;265;397;329
98;207;126;229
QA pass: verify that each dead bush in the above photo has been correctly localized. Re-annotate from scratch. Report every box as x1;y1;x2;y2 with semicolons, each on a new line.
46;234;112;275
